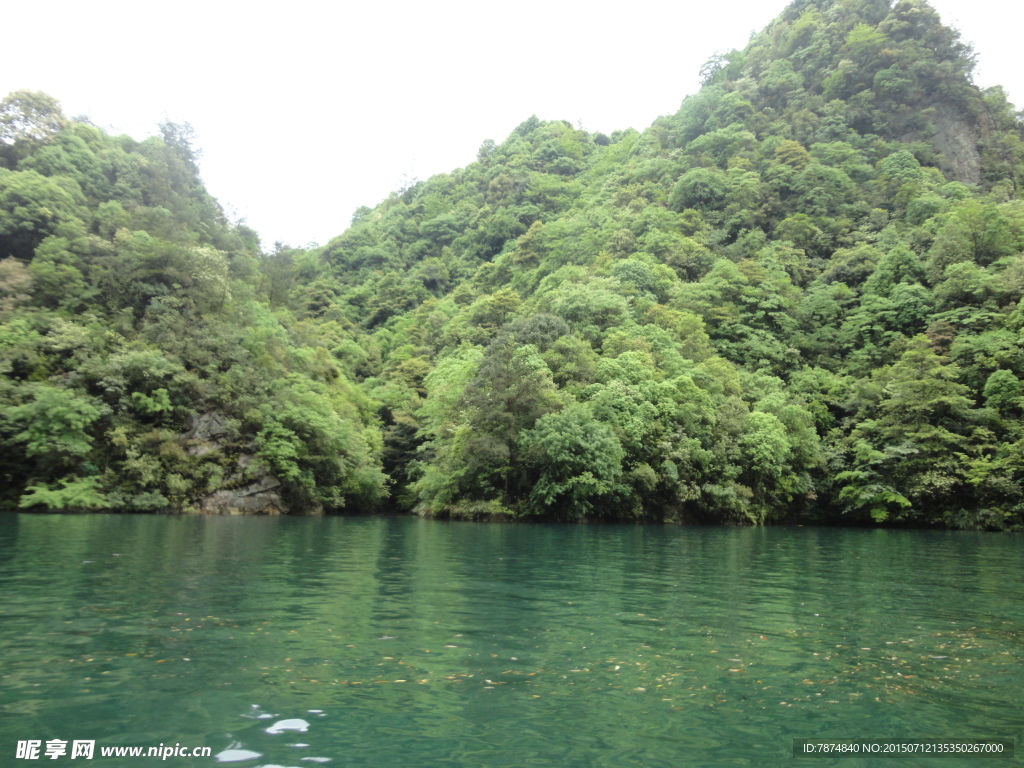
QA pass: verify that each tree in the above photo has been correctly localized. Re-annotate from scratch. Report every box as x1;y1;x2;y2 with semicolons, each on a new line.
845;336;983;520
12;386;101;473
519;403;626;518
457;338;561;504
0;257;31;317
19;477;107;511
0;91;65;146
0;170;85;259
835;440;913;522
669;168;728;211
158;120;201;175
775;140;811;170
983;369;1022;414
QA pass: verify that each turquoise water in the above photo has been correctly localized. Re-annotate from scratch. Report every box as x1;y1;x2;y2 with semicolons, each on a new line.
0;514;1021;766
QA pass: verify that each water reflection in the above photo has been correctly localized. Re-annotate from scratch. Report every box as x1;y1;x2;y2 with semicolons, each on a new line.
0;515;1021;766
0;512;18;566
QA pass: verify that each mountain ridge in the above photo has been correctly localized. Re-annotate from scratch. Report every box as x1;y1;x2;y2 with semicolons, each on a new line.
2;0;1024;529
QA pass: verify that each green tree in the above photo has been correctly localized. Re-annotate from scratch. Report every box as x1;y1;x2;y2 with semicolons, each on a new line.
669;168;728;211
519;403;626;518
13;386;101;471
0;91;65;147
846;336;983;520
0;169;84;258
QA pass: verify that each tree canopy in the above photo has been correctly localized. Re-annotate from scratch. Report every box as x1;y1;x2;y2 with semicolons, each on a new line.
3;0;1024;529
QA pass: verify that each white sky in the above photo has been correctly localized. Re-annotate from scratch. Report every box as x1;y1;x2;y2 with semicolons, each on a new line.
3;0;1021;249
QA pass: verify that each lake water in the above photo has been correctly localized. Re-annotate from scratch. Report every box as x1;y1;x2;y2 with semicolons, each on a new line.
1;514;1021;767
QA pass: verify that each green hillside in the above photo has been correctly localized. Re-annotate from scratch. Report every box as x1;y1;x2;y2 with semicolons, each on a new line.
0;96;386;515
3;0;1024;528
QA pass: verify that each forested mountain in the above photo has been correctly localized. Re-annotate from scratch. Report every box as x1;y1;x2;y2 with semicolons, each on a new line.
0;94;387;515
3;0;1024;528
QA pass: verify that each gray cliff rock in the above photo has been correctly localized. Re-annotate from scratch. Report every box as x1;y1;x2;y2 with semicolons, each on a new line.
181;410;289;514
183;410;229;457
199;473;288;515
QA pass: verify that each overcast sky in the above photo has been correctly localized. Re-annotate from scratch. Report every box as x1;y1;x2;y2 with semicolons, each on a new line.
3;0;1021;249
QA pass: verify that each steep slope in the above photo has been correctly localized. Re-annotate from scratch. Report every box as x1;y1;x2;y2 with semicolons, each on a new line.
279;0;1024;528
4;0;1024;529
0;92;387;514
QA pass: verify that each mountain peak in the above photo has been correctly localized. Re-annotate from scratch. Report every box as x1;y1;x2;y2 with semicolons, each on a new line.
670;0;996;184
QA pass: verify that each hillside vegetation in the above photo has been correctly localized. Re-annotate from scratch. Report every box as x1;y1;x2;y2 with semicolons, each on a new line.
3;0;1024;528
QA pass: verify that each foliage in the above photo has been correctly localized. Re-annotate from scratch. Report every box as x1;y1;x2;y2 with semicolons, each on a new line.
0;107;386;514
4;0;1024;529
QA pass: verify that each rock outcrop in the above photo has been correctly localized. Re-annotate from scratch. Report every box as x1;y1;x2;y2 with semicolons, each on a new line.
182;410;229;457
900;103;985;186
199;472;288;515
182;410;289;515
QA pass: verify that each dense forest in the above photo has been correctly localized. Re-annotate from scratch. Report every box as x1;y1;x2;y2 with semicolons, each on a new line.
2;0;1023;529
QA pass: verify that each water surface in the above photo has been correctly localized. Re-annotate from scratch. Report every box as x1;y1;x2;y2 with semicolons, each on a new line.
1;515;1021;766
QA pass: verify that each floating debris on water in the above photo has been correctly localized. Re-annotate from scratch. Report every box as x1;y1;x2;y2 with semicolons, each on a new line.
215;748;262;763
265;719;310;734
